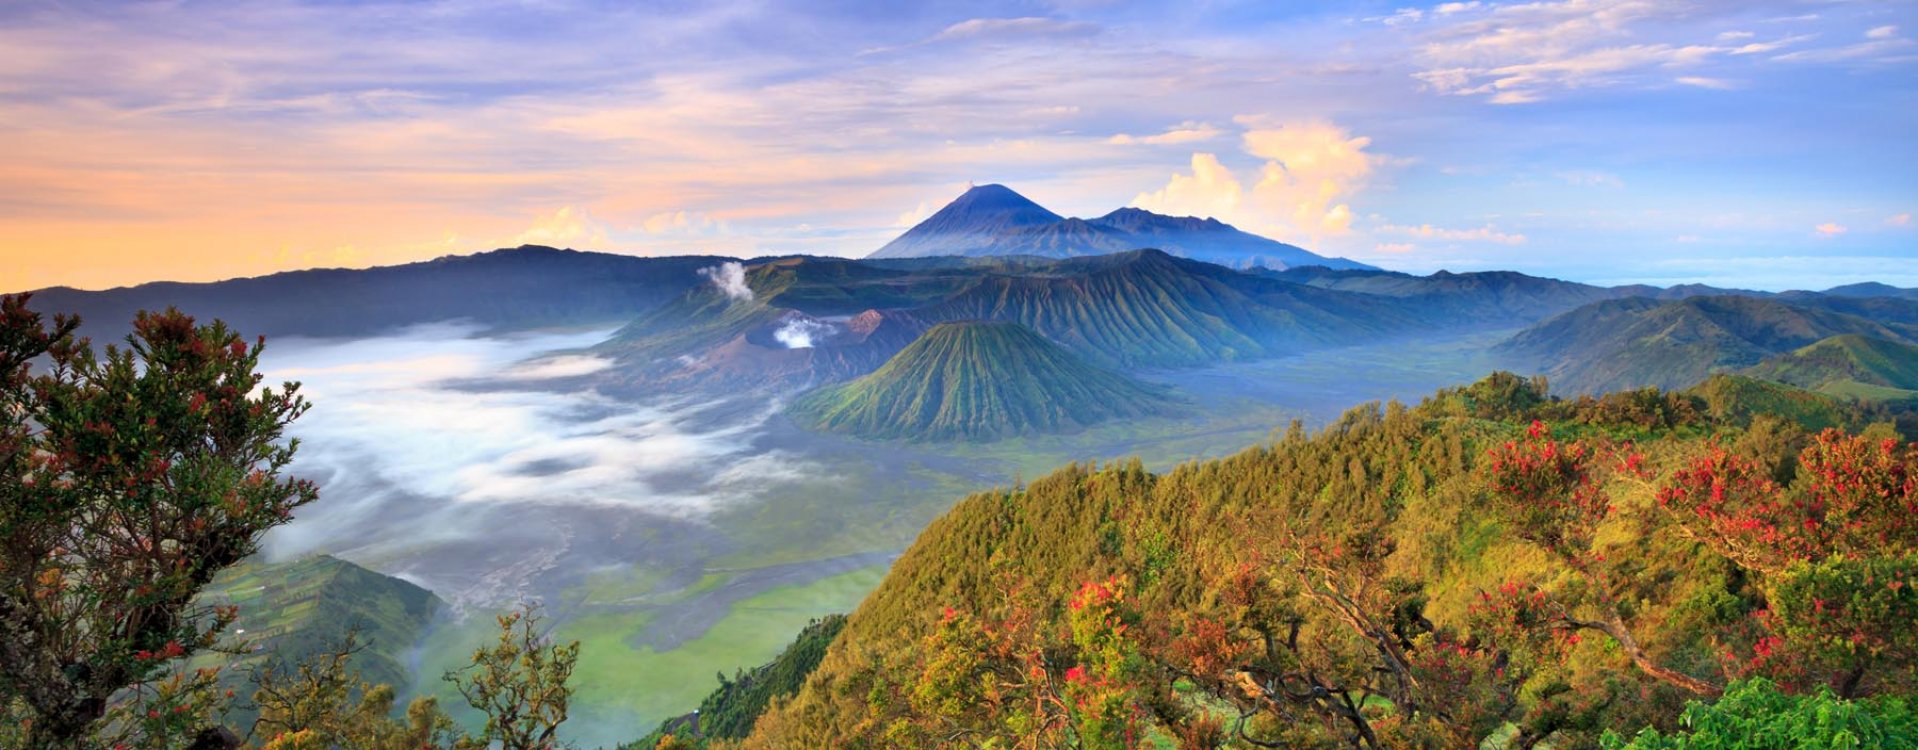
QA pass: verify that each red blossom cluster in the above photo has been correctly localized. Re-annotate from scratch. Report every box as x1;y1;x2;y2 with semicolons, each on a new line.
1658;431;1918;571
1483;421;1619;562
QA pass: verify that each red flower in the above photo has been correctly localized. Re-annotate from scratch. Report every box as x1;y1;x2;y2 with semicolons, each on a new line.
1064;665;1088;684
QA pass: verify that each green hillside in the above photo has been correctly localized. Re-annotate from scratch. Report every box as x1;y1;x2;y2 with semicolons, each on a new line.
1738;334;1918;402
789;321;1180;441
732;374;1918;749
198;555;443;711
1499;295;1918;394
623;615;846;749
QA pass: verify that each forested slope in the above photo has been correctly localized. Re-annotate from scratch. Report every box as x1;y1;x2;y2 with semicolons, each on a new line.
731;374;1918;749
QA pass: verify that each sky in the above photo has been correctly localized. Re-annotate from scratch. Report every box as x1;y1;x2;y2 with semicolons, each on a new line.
0;0;1912;292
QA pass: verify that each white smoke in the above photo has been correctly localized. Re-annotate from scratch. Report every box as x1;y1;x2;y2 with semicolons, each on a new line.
772;318;833;349
697;261;752;301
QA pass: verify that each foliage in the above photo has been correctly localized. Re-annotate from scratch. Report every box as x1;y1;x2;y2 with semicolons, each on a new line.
0;294;318;748
1600;678;1918;750
446;604;581;750
248;630;465;750
737;372;1918;750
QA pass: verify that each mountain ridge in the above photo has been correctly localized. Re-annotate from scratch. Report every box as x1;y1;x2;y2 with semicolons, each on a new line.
870;184;1374;270
1499;295;1918;394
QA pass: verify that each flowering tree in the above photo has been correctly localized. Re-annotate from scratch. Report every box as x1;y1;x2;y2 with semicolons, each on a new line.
1656;430;1918;696
0;295;318;748
1480;421;1719;697
1481;421;1918;705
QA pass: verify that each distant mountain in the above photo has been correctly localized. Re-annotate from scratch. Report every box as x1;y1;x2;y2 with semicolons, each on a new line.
1738;334;1918;402
593;257;958;393
789;321;1179;441
869;184;1374;270
598;250;1425;394
1263;267;1625;325
24;246;720;339
1498;296;1918;394
1815;282;1918;300
912;249;1416;368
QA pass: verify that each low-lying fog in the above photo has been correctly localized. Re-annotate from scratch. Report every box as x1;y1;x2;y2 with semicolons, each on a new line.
258;322;820;607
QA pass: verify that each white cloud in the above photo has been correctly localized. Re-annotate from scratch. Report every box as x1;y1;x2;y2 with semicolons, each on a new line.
512;206;611;248
771;317;834;349
1675;75;1737;89
1107;121;1223;146
1411;0;1811;103
1815;222;1847;236
1130;119;1378;245
1377;222;1527;245
1868;26;1898;40
1889;212;1912;227
1375;242;1417;253
697;261;753;300
640;210;724;235
930;17;1098;43
258;325;822;607
500;354;615;380
1558;170;1626;187
1435;3;1483;16
894;200;932;227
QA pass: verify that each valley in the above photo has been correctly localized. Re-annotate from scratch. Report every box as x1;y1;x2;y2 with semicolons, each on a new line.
248;317;1514;746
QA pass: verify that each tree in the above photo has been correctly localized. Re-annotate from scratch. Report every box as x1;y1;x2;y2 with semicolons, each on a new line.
1599;678;1918;750
0;295;318;748
446;604;581;750
248;630;466;750
1480;421;1721;697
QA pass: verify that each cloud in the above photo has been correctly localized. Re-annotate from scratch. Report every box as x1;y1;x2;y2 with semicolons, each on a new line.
1107;121;1222;146
1558;170;1626;188
500;355;614;380
1889;212;1912;227
930;17;1098;43
1674;75;1737;89
640;210;728;236
894;201;932;227
258;324;822;607
1773;33;1915;64
1377;222;1527;245
1131;153;1245;224
513;206;612;248
772;317;834;349
1383;8;1424;27
697;261;753;300
1410;0;1813;103
1815;222;1848;236
1375;242;1417;253
1130;120;1381;245
1868;26;1898;40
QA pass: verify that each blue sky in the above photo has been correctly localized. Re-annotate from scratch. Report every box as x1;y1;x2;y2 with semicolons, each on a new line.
0;0;1912;290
